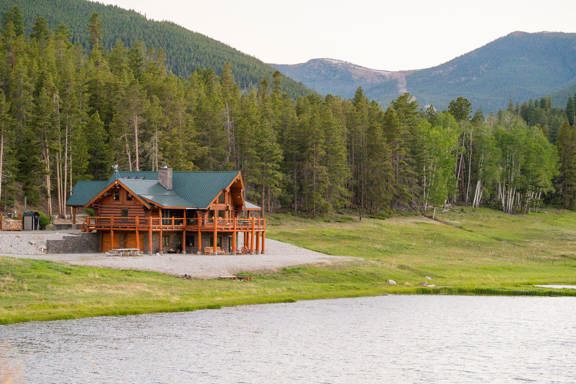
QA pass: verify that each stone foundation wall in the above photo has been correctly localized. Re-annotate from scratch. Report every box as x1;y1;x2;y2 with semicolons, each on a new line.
46;232;99;253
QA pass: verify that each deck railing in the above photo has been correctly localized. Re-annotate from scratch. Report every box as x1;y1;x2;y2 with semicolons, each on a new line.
83;216;265;232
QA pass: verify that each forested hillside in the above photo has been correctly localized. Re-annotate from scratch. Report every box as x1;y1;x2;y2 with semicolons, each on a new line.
0;0;310;97
275;32;576;111
1;8;575;221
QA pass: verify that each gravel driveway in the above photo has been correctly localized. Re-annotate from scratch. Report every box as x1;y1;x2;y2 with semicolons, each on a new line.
2;238;352;279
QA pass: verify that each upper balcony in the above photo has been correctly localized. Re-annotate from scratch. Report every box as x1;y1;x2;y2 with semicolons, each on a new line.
83;216;266;232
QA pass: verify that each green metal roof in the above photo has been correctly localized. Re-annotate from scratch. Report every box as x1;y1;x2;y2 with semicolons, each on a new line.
67;171;242;209
67;180;109;207
120;178;192;207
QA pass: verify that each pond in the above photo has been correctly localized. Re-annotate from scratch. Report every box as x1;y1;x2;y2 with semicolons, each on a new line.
1;295;575;383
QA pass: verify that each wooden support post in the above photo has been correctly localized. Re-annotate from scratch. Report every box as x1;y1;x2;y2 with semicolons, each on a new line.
72;207;77;225
261;218;266;254
256;231;260;254
159;209;163;254
110;229;115;250
148;216;153;255
213;211;218;253
250;217;255;254
135;216;140;251
261;231;265;254
197;211;202;254
182;210;187;254
232;217;237;254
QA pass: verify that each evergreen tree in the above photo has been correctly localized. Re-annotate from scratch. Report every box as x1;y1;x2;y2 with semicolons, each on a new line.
557;122;576;209
448;97;472;121
566;96;575;126
86;112;112;180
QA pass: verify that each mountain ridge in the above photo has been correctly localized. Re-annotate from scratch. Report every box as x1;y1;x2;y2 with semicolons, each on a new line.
274;31;576;110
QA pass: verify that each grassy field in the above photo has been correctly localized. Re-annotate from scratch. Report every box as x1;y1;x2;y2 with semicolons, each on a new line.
2;208;576;324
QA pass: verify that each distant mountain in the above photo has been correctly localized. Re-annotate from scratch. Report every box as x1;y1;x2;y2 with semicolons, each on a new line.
274;32;576;111
274;58;413;100
0;0;311;97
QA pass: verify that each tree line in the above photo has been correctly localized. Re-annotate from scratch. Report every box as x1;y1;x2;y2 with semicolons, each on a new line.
0;9;574;218
0;0;310;98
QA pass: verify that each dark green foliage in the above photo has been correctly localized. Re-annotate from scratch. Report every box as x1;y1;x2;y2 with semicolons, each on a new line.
557;123;576;209
0;0;310;98
38;210;50;228
566;96;575;126
448;97;472;121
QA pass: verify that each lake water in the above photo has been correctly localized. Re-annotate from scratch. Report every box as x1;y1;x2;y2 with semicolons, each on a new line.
1;295;576;383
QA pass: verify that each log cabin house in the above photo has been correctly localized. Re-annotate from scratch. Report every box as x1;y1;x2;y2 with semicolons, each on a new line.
66;167;265;254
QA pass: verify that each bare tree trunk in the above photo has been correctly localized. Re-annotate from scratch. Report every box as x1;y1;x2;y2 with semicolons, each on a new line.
63;122;69;217
293;168;298;213
124;134;132;172
133;115;140;171
152;127;159;171
0;131;4;207
43;146;53;217
69;150;73;219
472;180;483;208
261;184;266;215
422;164;428;211
56;149;62;217
54;93;63;217
454;135;464;203
465;131;473;205
224;103;234;165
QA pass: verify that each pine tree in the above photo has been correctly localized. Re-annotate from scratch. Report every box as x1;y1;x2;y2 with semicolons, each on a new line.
365;102;393;214
566;96;575;126
322;95;350;211
448;97;472;121
0;90;15;209
86;112;113;179
557;122;576;209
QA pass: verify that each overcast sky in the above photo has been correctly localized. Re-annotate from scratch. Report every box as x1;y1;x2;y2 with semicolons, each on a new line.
95;0;576;71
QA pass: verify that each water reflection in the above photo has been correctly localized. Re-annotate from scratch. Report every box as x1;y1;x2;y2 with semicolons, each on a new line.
0;342;24;384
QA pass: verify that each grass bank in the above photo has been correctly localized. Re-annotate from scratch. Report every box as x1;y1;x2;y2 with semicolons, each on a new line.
2;208;576;324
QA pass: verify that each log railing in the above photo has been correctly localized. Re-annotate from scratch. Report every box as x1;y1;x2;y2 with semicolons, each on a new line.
83;216;265;232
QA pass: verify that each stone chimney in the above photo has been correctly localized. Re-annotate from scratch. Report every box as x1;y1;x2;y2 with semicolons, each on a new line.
159;165;173;190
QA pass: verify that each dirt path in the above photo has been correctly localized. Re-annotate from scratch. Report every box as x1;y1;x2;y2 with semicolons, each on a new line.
2;238;353;279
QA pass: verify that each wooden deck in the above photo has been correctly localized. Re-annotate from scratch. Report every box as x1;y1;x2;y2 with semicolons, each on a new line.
83;216;265;232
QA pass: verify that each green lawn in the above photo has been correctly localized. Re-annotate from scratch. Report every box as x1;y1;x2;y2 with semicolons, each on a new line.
2;208;576;324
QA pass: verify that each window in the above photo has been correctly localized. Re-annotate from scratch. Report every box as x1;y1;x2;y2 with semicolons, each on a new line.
121;209;129;217
218;192;225;204
113;189;120;201
126;193;133;201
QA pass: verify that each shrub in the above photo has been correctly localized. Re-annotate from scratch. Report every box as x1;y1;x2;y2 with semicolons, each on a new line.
38;211;51;229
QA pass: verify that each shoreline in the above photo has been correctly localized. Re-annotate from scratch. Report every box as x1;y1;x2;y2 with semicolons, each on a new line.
3;208;576;325
1;254;576;325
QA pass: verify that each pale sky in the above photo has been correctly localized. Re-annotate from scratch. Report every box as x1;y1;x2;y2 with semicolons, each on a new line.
95;0;576;71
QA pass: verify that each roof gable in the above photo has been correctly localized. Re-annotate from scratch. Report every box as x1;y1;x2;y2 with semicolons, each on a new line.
67;180;109;207
84;179;152;209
